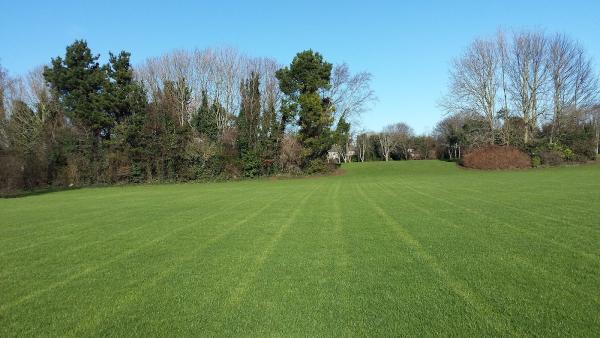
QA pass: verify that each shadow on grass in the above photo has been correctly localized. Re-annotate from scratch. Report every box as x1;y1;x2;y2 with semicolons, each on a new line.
1;186;85;199
1;166;347;199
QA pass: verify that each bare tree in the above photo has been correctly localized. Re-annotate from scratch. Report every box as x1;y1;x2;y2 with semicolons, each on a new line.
442;38;498;142
339;129;356;163
135;47;281;136
592;104;600;156
328;64;376;125
2;67;54;153
279;134;302;173
356;132;369;162
326;64;375;163
507;31;549;144
496;30;512;145
571;48;598;120
547;34;580;143
378;122;413;161
0;62;7;122
0;63;9;149
377;126;396;162
393;122;414;159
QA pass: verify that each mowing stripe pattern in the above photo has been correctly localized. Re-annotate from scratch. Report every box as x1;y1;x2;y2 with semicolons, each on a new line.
0;161;599;336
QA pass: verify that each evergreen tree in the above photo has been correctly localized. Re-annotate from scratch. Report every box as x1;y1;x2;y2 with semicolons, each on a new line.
260;94;280;169
237;72;262;177
260;95;275;146
43;40;113;138
43;40;116;182
192;90;219;141
237;73;261;152
334;116;351;151
276;50;334;168
146;81;191;180
106;51;147;124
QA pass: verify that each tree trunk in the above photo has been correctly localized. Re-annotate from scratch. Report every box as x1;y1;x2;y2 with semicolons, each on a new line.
596;125;600;158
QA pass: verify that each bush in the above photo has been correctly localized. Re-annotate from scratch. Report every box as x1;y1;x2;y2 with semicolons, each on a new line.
130;163;144;183
562;148;575;161
534;143;576;166
570;137;596;160
279;135;302;174
0;151;24;194
538;150;563;166
463;145;531;169
241;151;261;178
305;158;338;174
531;155;541;168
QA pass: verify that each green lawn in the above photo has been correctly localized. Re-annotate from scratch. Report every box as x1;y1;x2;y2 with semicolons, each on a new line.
1;161;599;336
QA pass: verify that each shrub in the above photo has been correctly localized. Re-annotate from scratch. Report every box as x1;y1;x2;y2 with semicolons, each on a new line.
241;151;261;178
0;151;24;193
534;143;576;165
538;150;563;166
463;145;531;169
531;155;541;168
305;158;338;174
130;163;144;183
562;148;575;162
279;135;302;174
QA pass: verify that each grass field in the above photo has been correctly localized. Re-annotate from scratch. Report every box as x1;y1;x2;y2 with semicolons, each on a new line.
1;161;599;336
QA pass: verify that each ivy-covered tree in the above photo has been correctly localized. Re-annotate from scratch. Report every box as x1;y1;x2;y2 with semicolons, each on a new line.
145;80;192;180
0;63;6;123
276;50;334;168
259;94;280;173
237;72;261;177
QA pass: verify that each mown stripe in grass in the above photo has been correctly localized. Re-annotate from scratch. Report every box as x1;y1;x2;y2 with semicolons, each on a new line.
0;188;267;314
0;186;226;255
225;184;321;308
355;183;522;337
419;178;600;234
65;188;290;337
90;183;318;336
391;177;599;262
370;178;600;312
0;187;282;310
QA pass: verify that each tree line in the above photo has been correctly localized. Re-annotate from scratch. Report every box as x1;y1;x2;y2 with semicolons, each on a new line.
437;29;600;162
348;29;599;165
0;41;375;192
2;29;598;193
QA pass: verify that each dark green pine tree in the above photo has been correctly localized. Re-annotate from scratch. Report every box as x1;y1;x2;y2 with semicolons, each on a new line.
334;115;351;153
106;51;147;124
276;50;334;167
43;40;115;182
192;89;219;141
43;40;113;138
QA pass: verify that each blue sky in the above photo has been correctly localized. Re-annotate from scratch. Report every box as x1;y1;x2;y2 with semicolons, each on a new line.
1;0;599;133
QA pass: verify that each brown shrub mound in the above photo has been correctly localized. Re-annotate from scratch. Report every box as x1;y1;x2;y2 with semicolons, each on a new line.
463;145;531;170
